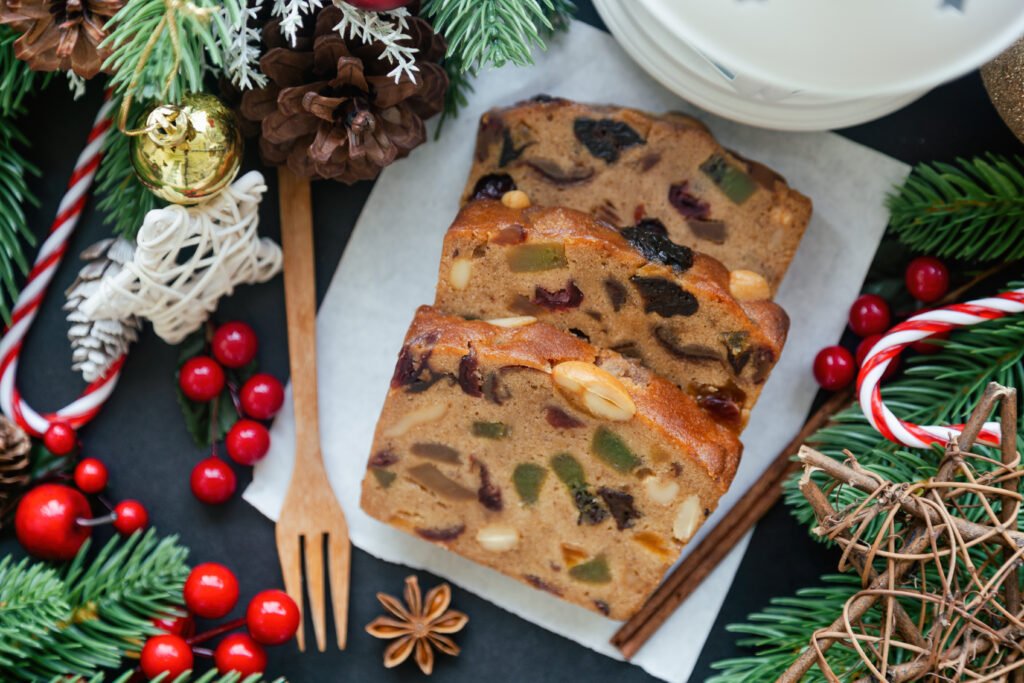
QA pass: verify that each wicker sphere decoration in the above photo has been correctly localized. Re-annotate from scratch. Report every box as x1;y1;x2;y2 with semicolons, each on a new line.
130;93;244;205
982;37;1024;145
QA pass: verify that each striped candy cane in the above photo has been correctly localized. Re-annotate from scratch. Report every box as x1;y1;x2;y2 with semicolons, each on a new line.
0;94;122;437
857;286;1024;448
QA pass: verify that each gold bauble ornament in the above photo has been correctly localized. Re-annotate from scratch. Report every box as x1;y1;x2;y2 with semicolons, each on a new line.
982;37;1024;145
130;93;244;205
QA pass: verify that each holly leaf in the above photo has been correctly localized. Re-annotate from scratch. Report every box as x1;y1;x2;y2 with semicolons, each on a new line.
177;330;207;367
176;387;239;447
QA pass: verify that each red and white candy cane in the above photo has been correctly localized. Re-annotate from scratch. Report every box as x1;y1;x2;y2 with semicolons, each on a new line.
0;94;122;437
858;286;1024;448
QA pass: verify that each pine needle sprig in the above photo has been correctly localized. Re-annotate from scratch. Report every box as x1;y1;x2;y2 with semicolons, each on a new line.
0;114;39;325
94;97;161;239
0;26;52;116
53;672;283;683
887;155;1024;262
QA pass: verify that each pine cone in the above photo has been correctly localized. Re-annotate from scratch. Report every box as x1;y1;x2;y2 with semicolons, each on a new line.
0;0;124;78
64;238;140;382
239;6;448;184
0;415;31;526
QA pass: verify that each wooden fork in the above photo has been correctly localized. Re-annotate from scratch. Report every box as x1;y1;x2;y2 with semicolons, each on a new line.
275;167;350;651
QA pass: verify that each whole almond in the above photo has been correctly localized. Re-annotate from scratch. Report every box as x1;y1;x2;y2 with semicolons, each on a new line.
552;361;636;422
476;524;520;552
383;402;448;438
672;494;704;542
729;269;771;302
449;257;473;290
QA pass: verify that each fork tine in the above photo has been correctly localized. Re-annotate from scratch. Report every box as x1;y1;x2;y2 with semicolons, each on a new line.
328;533;351;650
276;528;305;652
305;531;328;652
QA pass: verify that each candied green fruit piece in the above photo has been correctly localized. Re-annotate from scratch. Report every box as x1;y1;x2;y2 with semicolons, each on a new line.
700;154;756;205
569;554;611;583
506;243;568;272
371;468;396;488
591;427;641;472
551;452;586;487
513;463;548;504
473;421;509;439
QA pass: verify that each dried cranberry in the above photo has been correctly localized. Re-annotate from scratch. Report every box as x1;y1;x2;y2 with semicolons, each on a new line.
668;182;710;220
369;449;398;468
621;220;694;272
545;406;584;429
533;281;584;310
594;600;611;616
458;351;483;397
631;277;699;317
473;458;503;511
573;117;645;163
524;575;563;596
471;173;517;200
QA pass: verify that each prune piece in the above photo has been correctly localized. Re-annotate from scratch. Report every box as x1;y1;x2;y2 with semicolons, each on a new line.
482;372;511;405
620;220;694;272
591;427;641;473
411;442;461;464
524;574;563;596
472;421;509;439
471;173;517;200
751;346;775;384
688;219;728;245
371;468;396;488
700;153;756;205
458;351;483;397
407;463;475;501
473;458;503;511
525;158;595;185
610;342;643;360
631;277;699;317
568;555;611;583
551;453;607;525
545;406;584;429
506;243;567;272
492;224;527;245
499;128;530;167
573;117;645;163
603;278;628;312
594;600;611;616
667;182;710;220
654;326;723;363
721;331;752;375
533;281;584;310
598;487;641;530
513;463;548;504
416;525;466;542
369;449;398;468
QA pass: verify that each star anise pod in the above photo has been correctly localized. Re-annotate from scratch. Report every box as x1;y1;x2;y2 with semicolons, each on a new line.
365;575;468;675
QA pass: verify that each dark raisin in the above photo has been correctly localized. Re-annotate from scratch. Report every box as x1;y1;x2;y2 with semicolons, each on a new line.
545;406;585;429
598;487;641;530
499;128;530;167
693;383;747;426
369;449;398;468
573;117;645;163
390;335;449;391
491;224;527;245
620;220;694;272
654;326;723;362
610;342;643;360
473;457;503;511
721;332;752;375
594;600;611;616
567;328;590;342
483;372;511;405
524;574;563;596
667;182;710;220
631;277;699;317
416;525;466;542
688;219;728;244
471;173;517;200
751;346;775;384
572;485;608;525
533;281;584;311
458;350;483;397
529;94;562;103
525;158;595;185
411;443;461;464
603;278;628;312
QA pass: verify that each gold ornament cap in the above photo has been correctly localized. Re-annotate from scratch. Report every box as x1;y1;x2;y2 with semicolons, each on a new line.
130;93;244;205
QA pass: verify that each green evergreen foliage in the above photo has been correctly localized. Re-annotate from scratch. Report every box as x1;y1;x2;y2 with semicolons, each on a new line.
94;97;161;239
0;116;38;325
51;672;281;683
0;26;50;116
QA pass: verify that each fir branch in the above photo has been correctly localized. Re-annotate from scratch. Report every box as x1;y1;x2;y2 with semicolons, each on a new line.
219;0;269;91
0;114;39;326
332;5;419;82
435;58;474;138
94;97;161;239
887;155;1024;262
271;0;324;45
0;26;51;117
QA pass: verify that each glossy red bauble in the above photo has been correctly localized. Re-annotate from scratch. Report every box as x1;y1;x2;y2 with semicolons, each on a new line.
247;589;301;645
14;483;92;560
191;457;237;505
855;334;900;380
342;0;414;10
212;321;259;369
215;633;268;675
184;562;239;619
179;356;226;402
813;345;856;391
74;458;109;494
240;374;284;420
153;613;196;638
848;294;891;337
43;422;77;456
140;634;194;680
113;500;149;535
225;420;270;466
905;256;949;303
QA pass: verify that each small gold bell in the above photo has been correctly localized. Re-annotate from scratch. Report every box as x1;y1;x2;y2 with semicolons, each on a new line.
130;93;244;205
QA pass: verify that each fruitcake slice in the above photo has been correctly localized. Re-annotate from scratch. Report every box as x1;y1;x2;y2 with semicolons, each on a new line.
360;307;742;620
433;199;789;427
463;96;812;292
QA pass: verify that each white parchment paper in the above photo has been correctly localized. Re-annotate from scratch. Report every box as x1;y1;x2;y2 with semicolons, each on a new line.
244;21;910;683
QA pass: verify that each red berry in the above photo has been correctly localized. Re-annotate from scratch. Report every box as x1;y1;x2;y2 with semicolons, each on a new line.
140;634;193;680
225;420;270;466
184;563;239;619
343;0;413;9
247;589;301;645
855;334;900;380
848;294;891;337
179;356;225;402
15;483;92;560
153;613;196;638
191;457;237;505
113;500;149;536
212;321;259;368
905;256;949;303
73;458;109;494
240;374;285;420
215;633;267;675
813;345;856;391
43;422;77;456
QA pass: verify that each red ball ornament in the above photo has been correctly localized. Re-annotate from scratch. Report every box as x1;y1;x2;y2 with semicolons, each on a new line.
140;634;194;680
247;589;301;645
226;420;270;466
74;458;109;494
191;457;237;505
15;483;91;560
153;613;196;638
905;256;950;303
113;500;149;535
179;356;226;402
342;0;414;10
813;345;856;391
43;422;77;456
240;374;284;420
212;321;259;369
848;294;891;337
184;562;239;619
215;633;268;675
855;334;900;380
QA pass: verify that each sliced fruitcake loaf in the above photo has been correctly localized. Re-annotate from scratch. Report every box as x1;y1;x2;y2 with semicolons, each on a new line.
360;306;742;620
433;198;789;428
462;96;812;292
